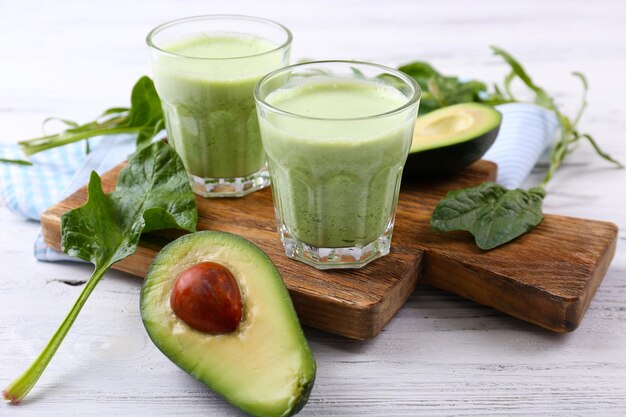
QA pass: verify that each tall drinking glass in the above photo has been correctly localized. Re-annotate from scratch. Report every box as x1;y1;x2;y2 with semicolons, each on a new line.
255;61;420;269
147;15;292;197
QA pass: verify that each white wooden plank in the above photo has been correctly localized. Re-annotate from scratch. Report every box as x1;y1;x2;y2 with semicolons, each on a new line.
1;0;625;415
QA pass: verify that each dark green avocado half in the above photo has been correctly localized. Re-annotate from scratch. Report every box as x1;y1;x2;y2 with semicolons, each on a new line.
403;102;502;177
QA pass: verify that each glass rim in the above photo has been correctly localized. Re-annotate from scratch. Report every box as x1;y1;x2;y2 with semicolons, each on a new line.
146;14;293;61
254;60;421;122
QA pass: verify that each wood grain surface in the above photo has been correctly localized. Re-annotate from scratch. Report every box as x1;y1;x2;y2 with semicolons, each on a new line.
40;159;617;338
40;161;496;340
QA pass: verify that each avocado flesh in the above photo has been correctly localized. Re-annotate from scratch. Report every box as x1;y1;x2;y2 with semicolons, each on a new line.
141;231;316;417
404;103;501;176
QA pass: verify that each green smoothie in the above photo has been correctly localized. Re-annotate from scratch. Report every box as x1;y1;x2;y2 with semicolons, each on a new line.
151;33;285;179
259;78;415;248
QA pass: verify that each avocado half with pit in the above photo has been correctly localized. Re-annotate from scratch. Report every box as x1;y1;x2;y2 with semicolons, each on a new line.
403;102;502;177
140;231;316;417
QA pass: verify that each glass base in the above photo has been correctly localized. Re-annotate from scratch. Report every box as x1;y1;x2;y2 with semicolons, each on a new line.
189;168;270;198
279;224;393;270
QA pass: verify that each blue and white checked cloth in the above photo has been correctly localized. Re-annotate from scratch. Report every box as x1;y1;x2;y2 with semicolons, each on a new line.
0;103;558;263
0;134;139;261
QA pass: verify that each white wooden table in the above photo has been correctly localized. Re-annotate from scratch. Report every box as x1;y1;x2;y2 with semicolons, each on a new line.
1;0;625;415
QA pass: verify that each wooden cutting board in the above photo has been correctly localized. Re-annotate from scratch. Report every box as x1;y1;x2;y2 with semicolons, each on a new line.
40;160;617;340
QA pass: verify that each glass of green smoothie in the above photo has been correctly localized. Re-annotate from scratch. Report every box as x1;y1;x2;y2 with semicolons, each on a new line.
254;61;420;269
147;15;292;197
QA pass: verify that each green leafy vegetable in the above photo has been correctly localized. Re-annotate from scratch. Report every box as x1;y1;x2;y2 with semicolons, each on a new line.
431;183;545;250
489;47;623;186
17;76;163;156
398;61;497;114
0;158;33;166
2;141;197;404
429;46;622;249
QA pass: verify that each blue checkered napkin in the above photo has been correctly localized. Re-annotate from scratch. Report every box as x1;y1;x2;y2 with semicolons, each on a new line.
0;134;138;261
0;141;91;221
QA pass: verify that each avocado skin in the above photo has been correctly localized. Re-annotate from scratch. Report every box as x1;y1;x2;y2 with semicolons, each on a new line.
289;375;316;416
403;124;500;178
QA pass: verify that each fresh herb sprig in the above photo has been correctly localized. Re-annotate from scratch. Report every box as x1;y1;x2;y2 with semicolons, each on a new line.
420;46;622;250
0;158;32;166
2;141;197;404
15;76;163;158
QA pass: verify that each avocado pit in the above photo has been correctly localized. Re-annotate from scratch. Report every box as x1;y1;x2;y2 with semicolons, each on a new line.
170;261;242;334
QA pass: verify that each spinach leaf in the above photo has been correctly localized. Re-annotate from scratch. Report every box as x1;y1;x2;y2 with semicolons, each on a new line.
399;61;499;114
126;76;164;147
127;76;163;127
431;182;545;250
398;61;440;81
2;141;197;404
17;76;164;156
